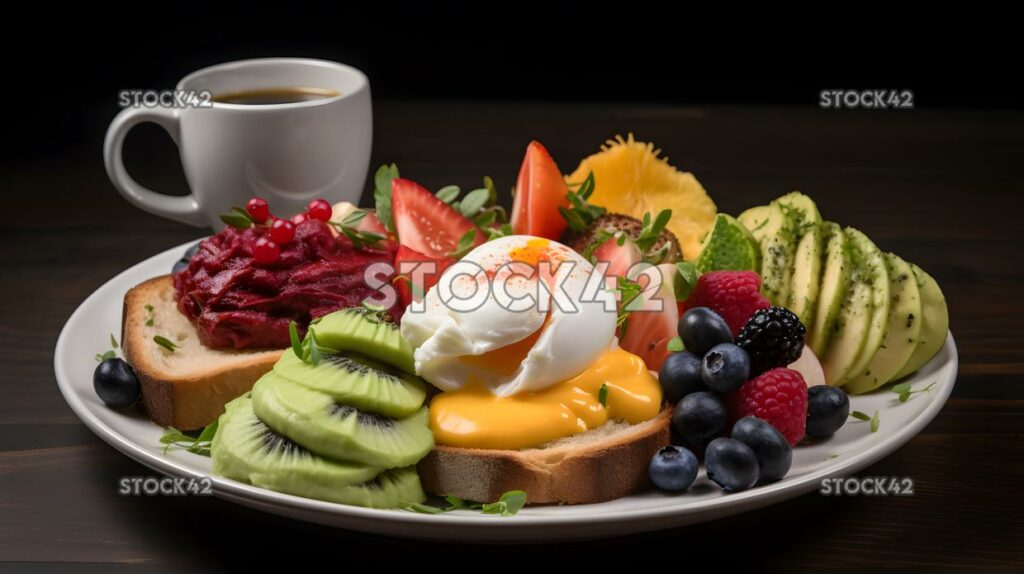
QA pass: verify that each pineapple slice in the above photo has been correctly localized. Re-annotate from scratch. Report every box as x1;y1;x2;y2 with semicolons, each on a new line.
567;134;717;260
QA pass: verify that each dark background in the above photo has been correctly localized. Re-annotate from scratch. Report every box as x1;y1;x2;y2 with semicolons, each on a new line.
2;11;1022;572
3;10;1021;165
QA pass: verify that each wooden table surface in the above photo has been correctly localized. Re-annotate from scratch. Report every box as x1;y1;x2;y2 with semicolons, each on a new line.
2;102;1022;571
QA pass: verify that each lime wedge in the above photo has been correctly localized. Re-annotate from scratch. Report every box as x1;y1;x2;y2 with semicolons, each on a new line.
695;214;761;273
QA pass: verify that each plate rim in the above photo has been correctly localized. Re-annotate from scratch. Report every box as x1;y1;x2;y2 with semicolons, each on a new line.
54;240;958;532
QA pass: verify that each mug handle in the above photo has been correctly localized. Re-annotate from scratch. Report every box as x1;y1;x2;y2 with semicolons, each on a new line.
103;107;205;227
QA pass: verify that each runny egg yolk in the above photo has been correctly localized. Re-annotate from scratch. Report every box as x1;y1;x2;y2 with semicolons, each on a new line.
429;347;663;450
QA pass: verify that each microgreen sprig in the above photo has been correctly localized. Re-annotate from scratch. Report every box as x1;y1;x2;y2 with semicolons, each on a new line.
559;171;605;233
891;381;936;403
160;420;218;456
327;209;386;249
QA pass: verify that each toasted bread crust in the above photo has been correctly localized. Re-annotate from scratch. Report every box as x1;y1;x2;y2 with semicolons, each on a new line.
121;276;282;430
417;407;671;504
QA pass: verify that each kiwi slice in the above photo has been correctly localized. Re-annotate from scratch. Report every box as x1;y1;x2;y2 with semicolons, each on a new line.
313;307;416;374
251;375;434;468
211;394;381;494
273;350;426;418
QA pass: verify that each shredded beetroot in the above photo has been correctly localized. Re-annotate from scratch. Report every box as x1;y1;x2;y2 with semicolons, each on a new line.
173;220;396;349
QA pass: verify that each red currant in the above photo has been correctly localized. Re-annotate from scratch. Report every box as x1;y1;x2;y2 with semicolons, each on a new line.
246;197;271;223
307;199;332;222
291;213;308;225
251;237;280;264
270;218;296;244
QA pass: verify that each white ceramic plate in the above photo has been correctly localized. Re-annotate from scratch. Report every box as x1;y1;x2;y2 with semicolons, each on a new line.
55;241;958;542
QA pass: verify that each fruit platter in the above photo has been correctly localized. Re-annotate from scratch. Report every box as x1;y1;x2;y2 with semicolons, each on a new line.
55;135;956;541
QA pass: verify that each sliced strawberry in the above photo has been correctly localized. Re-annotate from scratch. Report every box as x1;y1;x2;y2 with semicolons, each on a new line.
391;178;484;259
393;245;454;307
511;141;570;240
619;263;680;371
357;211;389;235
592;236;643;278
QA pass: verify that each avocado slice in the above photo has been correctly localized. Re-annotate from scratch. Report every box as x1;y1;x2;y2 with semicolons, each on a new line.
738;203;795;306
840;228;891;385
775;192;823;327
845;253;922;394
891;263;949;380
808;222;851;355
788;223;823;328
820;275;872;386
738;205;773;238
774;191;822;236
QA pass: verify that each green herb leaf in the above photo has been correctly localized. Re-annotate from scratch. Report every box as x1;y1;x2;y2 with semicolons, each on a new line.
870;410;880;433
196;419;219;443
474;209;497;228
667;337;685;352
403;502;445;514
559;172;605;231
850;410;871;422
289;321;303;359
598;383;608;407
449;228;479;259
153;335;177;353
308;328;322;367
443;495;465;509
160;425;214;457
891;382;912;394
220;207;255;229
374;163;400;233
827;453;840;459
576;171;596;199
483;176;498;205
110;333;120;349
459;188;490;217
330;220;385;250
95;350;116;362
340;209;369;227
481;490;528;517
435;185;460;204
674;261;699;300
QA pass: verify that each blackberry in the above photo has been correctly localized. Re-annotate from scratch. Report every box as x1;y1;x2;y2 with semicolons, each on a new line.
736;307;805;374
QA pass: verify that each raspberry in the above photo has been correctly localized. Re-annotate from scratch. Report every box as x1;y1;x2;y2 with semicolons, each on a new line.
727;368;807;445
686;271;770;337
737;306;806;375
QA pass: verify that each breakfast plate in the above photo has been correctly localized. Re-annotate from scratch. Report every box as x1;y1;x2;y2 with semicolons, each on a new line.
55;240;957;542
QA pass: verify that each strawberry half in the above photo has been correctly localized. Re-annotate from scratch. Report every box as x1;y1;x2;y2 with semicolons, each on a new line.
391;178;484;259
511;141;570;240
592;236;643;278
393;245;454;308
618;263;681;371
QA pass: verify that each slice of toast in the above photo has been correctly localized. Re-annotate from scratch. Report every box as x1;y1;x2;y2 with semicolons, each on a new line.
121;276;283;430
417;407;672;505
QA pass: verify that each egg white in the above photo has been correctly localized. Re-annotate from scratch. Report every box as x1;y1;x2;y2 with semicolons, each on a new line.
400;235;616;396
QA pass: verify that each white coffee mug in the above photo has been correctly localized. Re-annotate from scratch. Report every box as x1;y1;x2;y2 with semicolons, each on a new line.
104;58;372;228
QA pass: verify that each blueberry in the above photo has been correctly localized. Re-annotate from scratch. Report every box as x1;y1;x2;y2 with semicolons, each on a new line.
700;343;751;393
731;416;792;483
678;307;732;357
671;391;729;447
806;386;850;438
172;241;201;274
183;241;200;260
94;358;141;408
705;437;759;492
659;351;705;402
648;445;699;491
